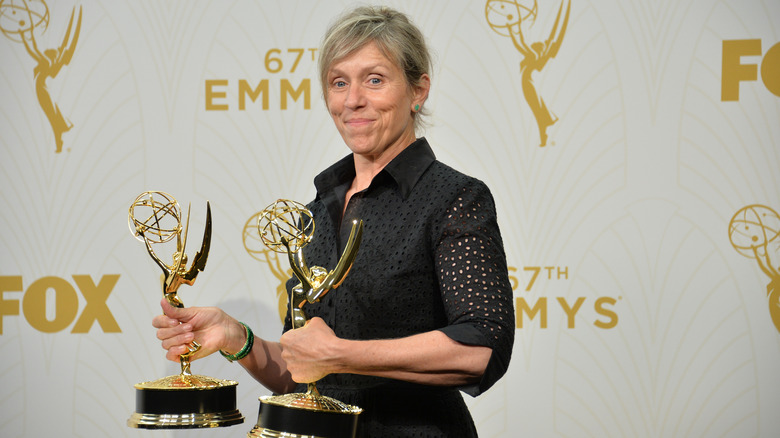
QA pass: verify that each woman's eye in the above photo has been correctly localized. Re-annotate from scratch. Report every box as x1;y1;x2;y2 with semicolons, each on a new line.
369;77;382;85
334;80;346;88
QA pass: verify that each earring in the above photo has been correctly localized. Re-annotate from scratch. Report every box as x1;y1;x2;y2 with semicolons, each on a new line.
414;104;420;112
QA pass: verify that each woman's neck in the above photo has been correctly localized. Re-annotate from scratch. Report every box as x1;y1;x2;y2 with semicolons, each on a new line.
344;135;415;215
351;134;416;192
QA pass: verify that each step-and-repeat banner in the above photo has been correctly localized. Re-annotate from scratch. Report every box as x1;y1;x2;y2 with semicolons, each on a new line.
1;0;778;436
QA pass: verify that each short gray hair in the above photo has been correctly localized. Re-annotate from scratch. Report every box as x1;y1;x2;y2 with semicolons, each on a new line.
318;6;432;130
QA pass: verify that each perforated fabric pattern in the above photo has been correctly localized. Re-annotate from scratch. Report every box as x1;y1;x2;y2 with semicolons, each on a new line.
281;138;514;437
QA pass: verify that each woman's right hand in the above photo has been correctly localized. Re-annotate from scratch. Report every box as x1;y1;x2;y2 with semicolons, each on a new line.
152;298;244;362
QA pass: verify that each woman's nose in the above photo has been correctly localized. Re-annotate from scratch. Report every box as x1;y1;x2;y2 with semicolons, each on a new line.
344;84;366;109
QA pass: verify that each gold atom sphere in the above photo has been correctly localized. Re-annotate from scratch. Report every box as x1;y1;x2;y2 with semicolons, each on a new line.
128;191;182;244
257;199;315;253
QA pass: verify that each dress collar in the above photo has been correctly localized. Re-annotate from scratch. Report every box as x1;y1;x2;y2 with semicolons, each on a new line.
314;137;436;200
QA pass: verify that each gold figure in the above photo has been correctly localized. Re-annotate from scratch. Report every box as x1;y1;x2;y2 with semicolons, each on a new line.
248;199;362;437
5;1;82;153
257;199;363;330
486;0;570;147
128;191;210;376
127;191;243;429
283;217;362;331
729;205;780;333
243;212;293;323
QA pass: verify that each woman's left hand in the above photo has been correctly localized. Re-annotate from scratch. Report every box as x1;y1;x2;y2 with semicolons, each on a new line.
279;317;342;383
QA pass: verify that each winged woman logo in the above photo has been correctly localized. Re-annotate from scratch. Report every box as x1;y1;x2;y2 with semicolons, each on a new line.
0;0;82;153
729;205;780;334
485;0;570;147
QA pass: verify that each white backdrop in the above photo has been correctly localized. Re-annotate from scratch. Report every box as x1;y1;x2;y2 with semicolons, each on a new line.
1;0;779;437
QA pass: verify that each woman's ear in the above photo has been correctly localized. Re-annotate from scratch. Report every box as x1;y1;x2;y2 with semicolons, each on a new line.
412;73;431;109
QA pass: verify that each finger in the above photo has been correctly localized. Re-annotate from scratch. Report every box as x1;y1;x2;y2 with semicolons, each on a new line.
160;298;199;323
160;297;179;316
166;342;210;362
280;345;292;361
152;314;180;329
279;329;296;350
166;345;193;362
305;316;326;329
156;322;192;342
160;330;194;351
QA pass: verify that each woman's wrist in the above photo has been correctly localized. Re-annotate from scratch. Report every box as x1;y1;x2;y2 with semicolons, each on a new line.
220;321;253;362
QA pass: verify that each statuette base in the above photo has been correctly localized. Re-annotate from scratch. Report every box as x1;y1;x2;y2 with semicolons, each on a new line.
128;374;243;429
248;394;361;438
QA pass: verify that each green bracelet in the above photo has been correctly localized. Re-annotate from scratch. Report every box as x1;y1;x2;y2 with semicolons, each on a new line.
220;322;254;362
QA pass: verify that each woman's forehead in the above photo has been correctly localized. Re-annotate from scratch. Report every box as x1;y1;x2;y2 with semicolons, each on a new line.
328;41;400;70
328;43;396;73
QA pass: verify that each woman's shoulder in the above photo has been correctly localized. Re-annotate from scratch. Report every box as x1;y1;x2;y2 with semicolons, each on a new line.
424;160;492;196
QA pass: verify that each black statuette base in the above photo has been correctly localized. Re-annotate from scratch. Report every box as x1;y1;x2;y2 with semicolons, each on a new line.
128;384;244;429
248;398;359;438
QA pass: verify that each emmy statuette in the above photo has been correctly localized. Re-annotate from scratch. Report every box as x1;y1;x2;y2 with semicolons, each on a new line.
127;191;244;429
248;199;363;438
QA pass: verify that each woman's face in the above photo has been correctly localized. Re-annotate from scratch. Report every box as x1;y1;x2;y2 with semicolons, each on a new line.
325;42;428;162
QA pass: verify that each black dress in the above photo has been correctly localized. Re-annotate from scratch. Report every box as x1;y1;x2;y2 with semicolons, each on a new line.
283;138;515;437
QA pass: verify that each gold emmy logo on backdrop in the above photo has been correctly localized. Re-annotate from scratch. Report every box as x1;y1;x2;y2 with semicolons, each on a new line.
126;191;244;429
0;0;81;153
485;0;571;147
728;205;780;334
243;211;293;323
248;199;363;438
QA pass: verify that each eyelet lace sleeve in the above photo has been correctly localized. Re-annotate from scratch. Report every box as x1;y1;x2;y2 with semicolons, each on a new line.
436;181;515;396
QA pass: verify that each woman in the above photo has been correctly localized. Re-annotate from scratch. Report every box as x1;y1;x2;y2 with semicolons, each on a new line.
154;6;514;437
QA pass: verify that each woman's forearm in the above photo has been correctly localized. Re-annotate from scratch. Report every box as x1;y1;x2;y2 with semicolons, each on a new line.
220;319;297;394
334;330;491;386
238;338;297;394
280;319;491;387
